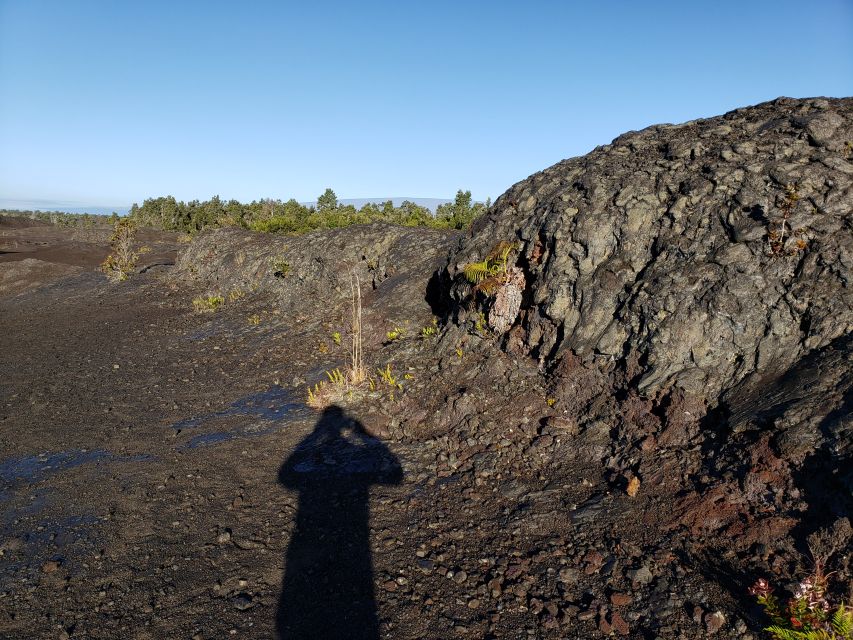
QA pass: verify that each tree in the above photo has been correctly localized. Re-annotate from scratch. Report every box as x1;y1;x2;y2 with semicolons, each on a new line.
436;189;484;229
317;188;338;212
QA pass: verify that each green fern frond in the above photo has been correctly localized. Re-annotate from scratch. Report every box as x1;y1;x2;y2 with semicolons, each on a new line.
832;603;853;638
767;627;843;640
764;626;810;640
463;241;519;295
463;260;491;284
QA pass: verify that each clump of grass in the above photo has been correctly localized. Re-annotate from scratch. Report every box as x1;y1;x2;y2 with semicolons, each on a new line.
192;295;224;313
306;368;349;409
247;313;261;325
347;273;367;385
305;273;371;408
228;289;245;302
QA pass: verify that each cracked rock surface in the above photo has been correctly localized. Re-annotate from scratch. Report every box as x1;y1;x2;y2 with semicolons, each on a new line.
446;96;853;403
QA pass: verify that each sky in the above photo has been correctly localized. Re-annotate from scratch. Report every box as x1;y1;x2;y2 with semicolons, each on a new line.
1;0;851;211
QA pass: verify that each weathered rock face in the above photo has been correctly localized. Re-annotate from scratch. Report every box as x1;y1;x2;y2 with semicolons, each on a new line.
446;97;853;403
174;223;459;341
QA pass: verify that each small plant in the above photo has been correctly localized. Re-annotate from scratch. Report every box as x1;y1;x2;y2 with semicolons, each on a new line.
421;318;438;338
306;369;348;409
304;273;370;410
247;314;261;325
750;531;853;640
325;368;345;385
192;295;224;313
546;397;556;407
317;341;329;355
768;184;808;257
455;346;464;359
474;311;488;335
463;241;518;295
272;257;290;278
101;218;148;282
306;381;327;408
377;364;397;387
387;326;406;341
751;579;851;639
228;289;245;302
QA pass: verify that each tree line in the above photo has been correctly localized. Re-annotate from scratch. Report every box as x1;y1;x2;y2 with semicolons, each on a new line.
0;209;116;227
127;189;489;234
1;189;490;235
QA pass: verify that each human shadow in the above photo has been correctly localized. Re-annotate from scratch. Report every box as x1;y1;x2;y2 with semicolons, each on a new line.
276;406;403;639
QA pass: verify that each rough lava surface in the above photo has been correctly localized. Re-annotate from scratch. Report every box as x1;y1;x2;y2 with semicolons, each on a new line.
447;97;852;402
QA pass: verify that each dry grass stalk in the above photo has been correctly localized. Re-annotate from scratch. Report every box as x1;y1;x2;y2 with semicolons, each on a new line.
349;272;367;384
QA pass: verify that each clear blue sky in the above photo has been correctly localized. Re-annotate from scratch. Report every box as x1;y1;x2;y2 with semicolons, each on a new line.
1;0;851;210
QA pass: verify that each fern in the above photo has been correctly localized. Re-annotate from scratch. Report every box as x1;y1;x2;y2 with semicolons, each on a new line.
474;275;505;296
463;260;492;284
831;604;852;638
462;241;519;293
763;605;853;640
765;627;825;640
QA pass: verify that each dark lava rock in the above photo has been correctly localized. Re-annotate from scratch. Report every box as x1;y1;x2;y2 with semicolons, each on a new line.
174;222;459;339
445;97;852;405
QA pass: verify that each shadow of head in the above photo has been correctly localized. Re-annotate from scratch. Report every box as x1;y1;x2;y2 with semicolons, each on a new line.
279;405;403;487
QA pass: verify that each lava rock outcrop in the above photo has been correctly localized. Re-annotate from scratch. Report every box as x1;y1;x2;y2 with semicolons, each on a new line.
446;97;853;405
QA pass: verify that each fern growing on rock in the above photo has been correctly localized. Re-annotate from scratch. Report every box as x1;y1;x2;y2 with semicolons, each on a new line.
462;241;524;333
463;241;518;295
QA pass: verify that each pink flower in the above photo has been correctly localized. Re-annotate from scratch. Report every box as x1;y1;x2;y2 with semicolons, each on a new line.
749;578;773;598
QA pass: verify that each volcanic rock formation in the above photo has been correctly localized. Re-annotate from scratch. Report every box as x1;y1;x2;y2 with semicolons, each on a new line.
446;97;852;407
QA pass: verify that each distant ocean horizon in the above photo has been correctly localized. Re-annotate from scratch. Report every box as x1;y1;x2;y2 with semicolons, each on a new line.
0;197;457;216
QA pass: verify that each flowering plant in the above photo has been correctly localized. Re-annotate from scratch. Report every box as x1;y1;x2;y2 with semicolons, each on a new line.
749;561;852;639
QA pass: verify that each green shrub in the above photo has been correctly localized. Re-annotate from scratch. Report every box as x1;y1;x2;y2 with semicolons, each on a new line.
192;295;224;313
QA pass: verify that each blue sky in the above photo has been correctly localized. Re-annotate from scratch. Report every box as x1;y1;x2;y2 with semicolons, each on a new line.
1;0;851;210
